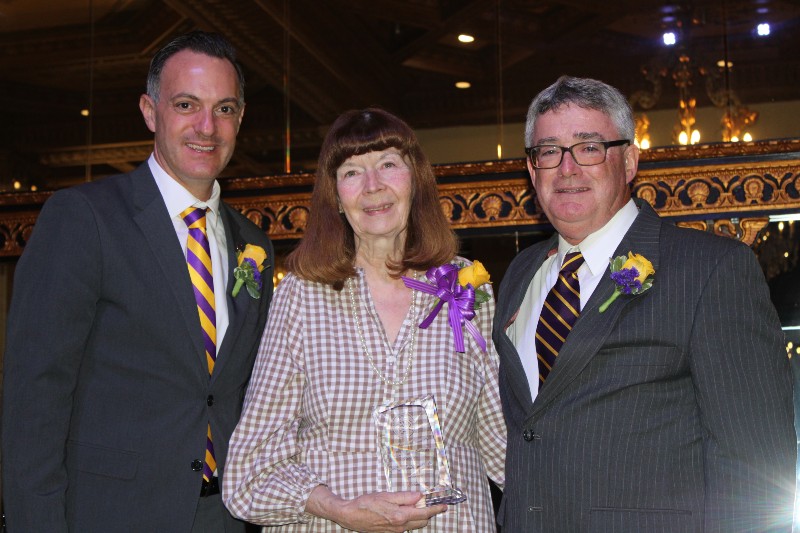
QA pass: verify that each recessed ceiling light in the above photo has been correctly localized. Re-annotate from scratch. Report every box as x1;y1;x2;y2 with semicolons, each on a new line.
458;34;475;43
663;32;676;46
716;60;733;68
80;109;90;117
455;81;471;89
757;23;770;36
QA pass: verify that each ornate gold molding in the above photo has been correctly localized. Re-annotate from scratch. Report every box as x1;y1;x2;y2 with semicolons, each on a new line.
676;218;769;246
0;139;798;258
0;212;38;257
633;159;800;217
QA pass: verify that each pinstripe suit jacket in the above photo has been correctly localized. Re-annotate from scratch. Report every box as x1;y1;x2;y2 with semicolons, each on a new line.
492;200;796;532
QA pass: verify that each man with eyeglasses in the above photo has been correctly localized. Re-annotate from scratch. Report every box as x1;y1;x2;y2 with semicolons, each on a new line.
492;76;795;532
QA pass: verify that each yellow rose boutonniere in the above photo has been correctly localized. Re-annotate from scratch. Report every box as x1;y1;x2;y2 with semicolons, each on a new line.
232;244;268;298
598;252;654;313
457;260;491;309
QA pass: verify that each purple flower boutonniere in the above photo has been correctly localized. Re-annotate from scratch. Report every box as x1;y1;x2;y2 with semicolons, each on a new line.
401;260;491;353
232;244;268;299
598;252;655;313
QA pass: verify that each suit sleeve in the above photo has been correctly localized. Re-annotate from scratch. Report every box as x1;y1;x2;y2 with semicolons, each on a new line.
474;284;507;489
688;243;795;531
2;189;102;532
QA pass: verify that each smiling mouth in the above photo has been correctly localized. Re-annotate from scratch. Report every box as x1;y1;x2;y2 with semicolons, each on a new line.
187;143;215;153
556;186;589;193
363;203;392;213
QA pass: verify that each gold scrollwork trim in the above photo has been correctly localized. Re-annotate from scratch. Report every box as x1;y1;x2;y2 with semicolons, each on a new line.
0;212;39;258
436;180;545;230
640;138;800;162
634;160;800;217
0;139;798;255
676;217;769;246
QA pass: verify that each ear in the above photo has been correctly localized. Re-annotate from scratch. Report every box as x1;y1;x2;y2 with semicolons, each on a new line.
623;143;640;184
236;103;246;133
139;94;157;134
526;157;537;188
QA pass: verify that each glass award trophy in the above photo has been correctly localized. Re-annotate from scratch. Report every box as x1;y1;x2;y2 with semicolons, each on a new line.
373;395;466;506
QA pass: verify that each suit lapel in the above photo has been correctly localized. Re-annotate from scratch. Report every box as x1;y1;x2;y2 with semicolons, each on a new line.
131;164;206;367
530;200;663;417
212;204;274;382
210;204;246;382
496;235;559;410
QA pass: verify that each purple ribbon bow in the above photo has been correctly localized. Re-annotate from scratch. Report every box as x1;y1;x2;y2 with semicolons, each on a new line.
402;264;487;353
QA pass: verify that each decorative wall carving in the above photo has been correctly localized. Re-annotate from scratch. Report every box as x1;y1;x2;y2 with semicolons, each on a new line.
0;139;798;258
676;218;769;246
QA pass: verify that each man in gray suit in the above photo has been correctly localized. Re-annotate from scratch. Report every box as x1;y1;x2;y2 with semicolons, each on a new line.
2;32;273;531
493;76;796;532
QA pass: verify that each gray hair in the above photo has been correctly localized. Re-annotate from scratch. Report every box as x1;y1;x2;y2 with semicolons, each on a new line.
524;76;634;147
146;31;245;105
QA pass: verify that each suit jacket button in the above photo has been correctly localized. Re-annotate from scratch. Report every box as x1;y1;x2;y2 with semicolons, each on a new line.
191;459;203;471
207;395;214;406
523;430;533;442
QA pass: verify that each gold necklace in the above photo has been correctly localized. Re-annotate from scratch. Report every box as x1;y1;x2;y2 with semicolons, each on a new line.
346;273;418;387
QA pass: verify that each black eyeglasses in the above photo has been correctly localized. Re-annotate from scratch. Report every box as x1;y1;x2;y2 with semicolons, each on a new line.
524;139;630;169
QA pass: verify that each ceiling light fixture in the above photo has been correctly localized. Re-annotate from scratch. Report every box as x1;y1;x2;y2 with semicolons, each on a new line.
458;34;475;43
494;0;504;161
282;0;291;173
455;81;471;89
85;0;96;182
633;5;759;147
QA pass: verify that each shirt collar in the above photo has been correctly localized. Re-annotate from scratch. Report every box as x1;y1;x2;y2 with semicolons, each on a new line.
148;154;221;218
556;199;638;276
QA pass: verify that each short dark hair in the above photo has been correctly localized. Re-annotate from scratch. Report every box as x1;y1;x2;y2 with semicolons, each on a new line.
286;108;458;289
146;31;245;104
525;75;634;146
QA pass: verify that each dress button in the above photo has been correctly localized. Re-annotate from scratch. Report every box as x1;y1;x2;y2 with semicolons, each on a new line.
523;430;536;442
191;459;203;471
207;395;214;406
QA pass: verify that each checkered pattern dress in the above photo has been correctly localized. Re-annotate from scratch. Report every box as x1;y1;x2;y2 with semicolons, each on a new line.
223;262;506;531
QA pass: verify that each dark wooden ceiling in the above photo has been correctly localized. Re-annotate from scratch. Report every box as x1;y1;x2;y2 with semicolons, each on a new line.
1;0;798;190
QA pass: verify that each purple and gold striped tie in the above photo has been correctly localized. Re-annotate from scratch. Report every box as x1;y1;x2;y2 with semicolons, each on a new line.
535;251;584;386
181;206;217;483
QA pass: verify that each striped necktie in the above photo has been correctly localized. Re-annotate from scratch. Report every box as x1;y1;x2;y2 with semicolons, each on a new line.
181;206;217;483
535;251;584;386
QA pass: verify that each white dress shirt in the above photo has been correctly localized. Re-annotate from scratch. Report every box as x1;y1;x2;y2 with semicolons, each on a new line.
148;155;230;350
508;199;639;399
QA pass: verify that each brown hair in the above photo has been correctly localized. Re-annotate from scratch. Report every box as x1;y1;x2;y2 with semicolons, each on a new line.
286;108;457;289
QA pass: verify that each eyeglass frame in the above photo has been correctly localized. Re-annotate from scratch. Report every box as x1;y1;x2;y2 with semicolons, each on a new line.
524;139;631;169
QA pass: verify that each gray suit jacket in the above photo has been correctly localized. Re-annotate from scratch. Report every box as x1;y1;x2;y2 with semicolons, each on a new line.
2;163;274;532
493;200;795;532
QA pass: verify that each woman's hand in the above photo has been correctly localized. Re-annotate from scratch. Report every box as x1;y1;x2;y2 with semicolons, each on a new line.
307;485;447;532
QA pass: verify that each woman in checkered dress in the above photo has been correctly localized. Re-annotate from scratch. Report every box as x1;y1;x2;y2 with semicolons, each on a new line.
223;108;506;532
